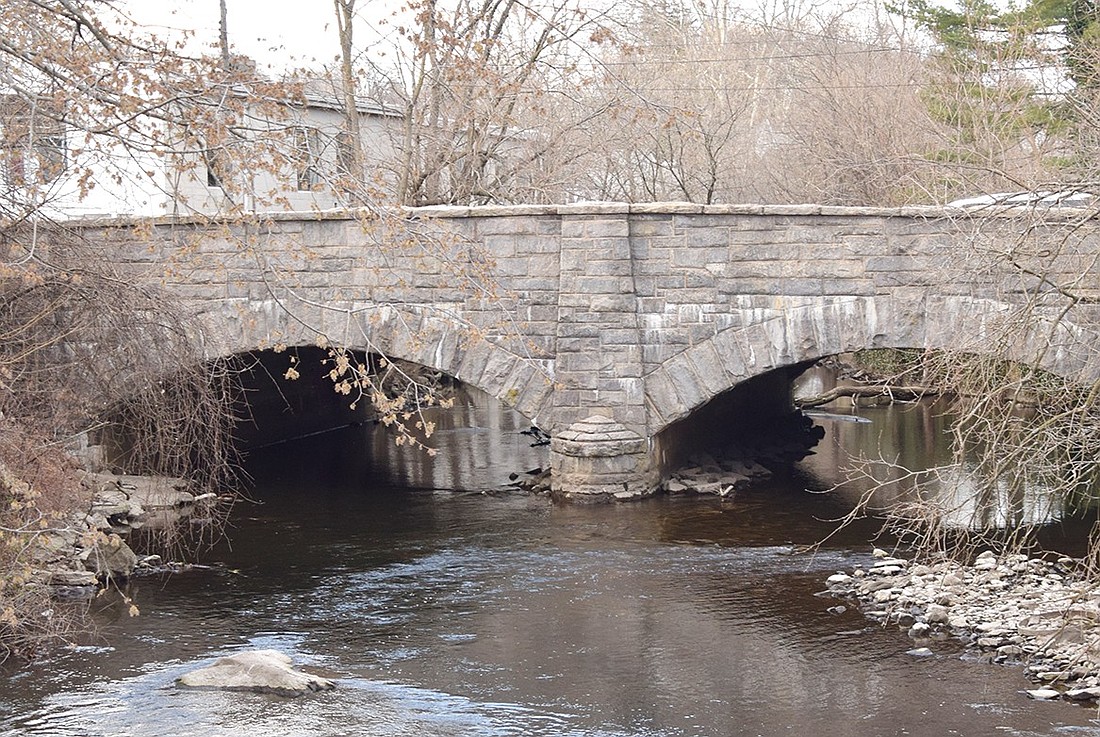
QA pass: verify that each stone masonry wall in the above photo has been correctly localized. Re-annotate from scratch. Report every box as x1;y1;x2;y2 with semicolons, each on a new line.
78;203;1100;497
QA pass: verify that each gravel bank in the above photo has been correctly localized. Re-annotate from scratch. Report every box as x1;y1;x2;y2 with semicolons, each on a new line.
826;549;1100;702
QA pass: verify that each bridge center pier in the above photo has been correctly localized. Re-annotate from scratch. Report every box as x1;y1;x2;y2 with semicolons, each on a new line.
548;207;658;501
549;415;658;502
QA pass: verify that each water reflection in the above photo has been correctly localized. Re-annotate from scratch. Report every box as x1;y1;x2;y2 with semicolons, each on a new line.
364;386;548;491
4;380;1100;736
797;368;1071;529
4;486;1097;737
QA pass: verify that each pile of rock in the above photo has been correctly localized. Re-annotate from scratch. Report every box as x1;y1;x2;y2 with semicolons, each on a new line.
508;467;551;494
30;472;220;593
664;454;772;497
825;549;1100;701
81;473;213;534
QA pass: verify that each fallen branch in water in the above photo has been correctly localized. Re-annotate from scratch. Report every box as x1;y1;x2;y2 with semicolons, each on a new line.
795;384;941;408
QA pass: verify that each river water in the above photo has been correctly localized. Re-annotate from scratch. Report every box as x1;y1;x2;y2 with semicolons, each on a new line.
3;389;1100;736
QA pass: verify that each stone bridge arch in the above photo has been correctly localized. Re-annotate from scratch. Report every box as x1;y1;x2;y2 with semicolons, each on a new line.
644;293;1100;435
212;301;554;448
81;202;1100;501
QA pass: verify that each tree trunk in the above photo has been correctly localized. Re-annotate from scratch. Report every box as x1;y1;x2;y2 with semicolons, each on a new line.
795;384;940;409
334;0;367;206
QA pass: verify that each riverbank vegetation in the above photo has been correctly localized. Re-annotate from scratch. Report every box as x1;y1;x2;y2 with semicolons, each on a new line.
810;345;1100;564
0;225;241;661
0;1;267;660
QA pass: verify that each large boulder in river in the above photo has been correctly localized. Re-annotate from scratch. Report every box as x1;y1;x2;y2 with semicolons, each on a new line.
177;650;335;697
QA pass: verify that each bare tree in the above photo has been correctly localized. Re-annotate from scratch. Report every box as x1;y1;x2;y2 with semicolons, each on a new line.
356;0;609;205
0;0;304;659
553;2;951;205
771;27;946;204
333;0;369;204
571;12;758;203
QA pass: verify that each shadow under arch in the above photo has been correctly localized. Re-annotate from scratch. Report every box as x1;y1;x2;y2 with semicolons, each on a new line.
229;339;547;450
231;344;552;493
206;301;555;439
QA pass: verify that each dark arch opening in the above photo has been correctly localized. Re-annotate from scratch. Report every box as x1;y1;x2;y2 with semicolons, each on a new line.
652;360;821;482
233;345;547;494
232;345;463;451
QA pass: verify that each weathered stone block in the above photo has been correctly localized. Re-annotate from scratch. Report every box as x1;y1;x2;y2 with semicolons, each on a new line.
672;247;727;268
726;243;795;261
598;328;642;347
476;351;520;396
482;234;519;257
653;274;687;290
580;219;631;240
453;339;495;385
582;258;633;277
666;358;707;411
631;202;704;214
558;203;631;216
629;218;675;237
556;351;611;374
588;294;635;312
683;342;732;397
474;216;542;236
796;259;865;279
682;272;719;289
865;255;925;272
573;276;635;296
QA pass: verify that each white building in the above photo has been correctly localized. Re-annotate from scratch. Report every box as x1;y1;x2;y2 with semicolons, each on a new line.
1;90;403;221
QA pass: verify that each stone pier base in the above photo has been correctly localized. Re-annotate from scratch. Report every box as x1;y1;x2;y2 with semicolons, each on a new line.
549;415;658;501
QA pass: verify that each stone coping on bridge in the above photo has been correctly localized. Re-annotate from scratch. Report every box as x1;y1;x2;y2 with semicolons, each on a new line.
65;201;1100;228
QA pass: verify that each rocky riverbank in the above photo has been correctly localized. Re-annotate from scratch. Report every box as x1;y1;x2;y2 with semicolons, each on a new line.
826;549;1100;701
29;472;221;594
508;453;777;498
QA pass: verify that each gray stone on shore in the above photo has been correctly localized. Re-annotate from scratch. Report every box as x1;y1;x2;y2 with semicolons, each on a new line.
35;471;220;590
907;622;931;639
1064;687;1100;701
80;533;138;580
177;650;336;697
925;604;950;624
82;472;197;533
48;569;99;587
825;549;1100;700
665;465;751;497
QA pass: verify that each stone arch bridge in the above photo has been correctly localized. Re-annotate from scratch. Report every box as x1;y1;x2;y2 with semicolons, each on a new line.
80;202;1100;500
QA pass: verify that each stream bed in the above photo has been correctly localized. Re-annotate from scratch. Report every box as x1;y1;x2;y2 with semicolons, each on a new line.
3;392;1100;736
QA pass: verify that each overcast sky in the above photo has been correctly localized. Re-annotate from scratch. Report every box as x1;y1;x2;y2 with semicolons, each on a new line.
123;0;350;71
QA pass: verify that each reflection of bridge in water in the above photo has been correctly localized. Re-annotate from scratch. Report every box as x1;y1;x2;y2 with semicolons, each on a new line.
83;203;1100;499
367;387;549;492
796;368;1072;530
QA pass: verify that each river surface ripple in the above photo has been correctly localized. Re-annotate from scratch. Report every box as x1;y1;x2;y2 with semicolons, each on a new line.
3;397;1100;737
